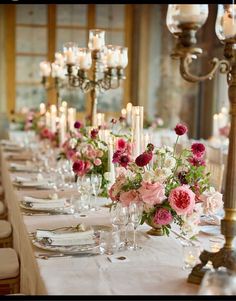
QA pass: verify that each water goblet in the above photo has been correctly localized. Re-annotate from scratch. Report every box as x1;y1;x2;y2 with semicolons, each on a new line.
110;203;129;249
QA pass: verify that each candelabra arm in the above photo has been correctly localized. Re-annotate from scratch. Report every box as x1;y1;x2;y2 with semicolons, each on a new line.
180;54;230;83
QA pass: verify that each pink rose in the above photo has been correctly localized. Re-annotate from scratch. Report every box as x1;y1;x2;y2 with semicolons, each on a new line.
153;208;173;225
138;181;166;205
94;158;102;166
66;149;76;160
120;190;141;207
96;150;104;158
109;175;127;201
169;185;195;215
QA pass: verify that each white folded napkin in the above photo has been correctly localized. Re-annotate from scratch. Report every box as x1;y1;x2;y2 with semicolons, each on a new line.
200;215;221;226
14;176;48;187
0;140;19;147
10;163;37;172
23;196;66;209
36;227;95;246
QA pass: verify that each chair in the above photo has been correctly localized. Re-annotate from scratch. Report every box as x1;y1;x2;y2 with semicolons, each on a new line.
206;146;223;164
0;220;12;248
0;248;20;294
205;161;225;192
0;201;7;220
0;186;4;200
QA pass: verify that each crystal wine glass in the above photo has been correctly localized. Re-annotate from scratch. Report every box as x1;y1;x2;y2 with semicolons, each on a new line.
128;202;143;251
90;174;102;211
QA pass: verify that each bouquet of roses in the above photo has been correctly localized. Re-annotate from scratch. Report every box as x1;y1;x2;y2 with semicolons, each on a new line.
109;123;223;238
58;121;109;196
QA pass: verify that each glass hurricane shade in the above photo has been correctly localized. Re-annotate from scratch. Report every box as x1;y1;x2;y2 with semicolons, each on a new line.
216;4;236;41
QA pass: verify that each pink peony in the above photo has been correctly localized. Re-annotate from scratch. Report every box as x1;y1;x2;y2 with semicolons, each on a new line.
94;158;102;166
191;143;205;158
117;138;127;150
169;185;195;215
138;181;166;205
174;123;188;136
135;152;153;167
153;208;173;225
119;190;141;207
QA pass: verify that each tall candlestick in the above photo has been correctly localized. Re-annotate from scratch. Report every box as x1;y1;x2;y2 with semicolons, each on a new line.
132;113;141;159
108;137;116;187
96;113;105;127
142;132;150;152
45;111;51;128
39;103;46;115
121;108;127;118
68;108;76;132
50;105;57;133
126;102;132;126
59;113;67;146
99;129;110;144
213;114;219;137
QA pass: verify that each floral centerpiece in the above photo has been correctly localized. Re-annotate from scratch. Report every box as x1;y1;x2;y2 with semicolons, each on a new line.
109;123;223;238
58;121;109;196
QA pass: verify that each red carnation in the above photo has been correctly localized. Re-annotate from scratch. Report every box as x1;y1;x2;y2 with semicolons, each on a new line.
188;156;206;167
135;152;153;167
119;155;130;168
174;123;188;136
191;143;205;158
112;150;122;163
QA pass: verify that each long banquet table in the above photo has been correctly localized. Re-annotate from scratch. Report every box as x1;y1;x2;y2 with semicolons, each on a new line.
0;132;224;295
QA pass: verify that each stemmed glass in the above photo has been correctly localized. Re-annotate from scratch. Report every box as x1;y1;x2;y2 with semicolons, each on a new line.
90;174;102;211
128;202;143;251
78;175;93;210
110;203;129;249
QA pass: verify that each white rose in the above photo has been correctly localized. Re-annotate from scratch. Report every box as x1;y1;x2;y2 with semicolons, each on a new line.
69;138;77;149
143;171;155;183
154;167;172;182
164;157;176;169
200;187;223;215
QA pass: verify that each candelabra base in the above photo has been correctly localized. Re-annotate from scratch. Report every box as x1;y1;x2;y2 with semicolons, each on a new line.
187;247;236;285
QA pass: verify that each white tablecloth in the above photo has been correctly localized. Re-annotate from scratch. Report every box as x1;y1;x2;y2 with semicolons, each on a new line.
0;132;222;295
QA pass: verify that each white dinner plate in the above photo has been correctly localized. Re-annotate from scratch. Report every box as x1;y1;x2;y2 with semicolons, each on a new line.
200;225;221;236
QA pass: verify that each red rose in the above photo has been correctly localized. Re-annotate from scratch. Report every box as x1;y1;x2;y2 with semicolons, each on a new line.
135;152;153;167
91;129;99;139
74;121;82;129
191;143;205;158
174;123;188;136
